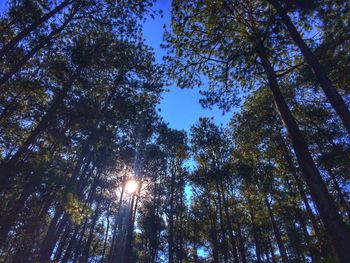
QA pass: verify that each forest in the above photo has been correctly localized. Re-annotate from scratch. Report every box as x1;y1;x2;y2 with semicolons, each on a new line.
0;0;349;262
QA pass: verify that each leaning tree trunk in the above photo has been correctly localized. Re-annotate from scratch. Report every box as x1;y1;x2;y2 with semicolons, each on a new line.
277;133;322;241
82;198;101;263
256;41;350;263
0;8;77;87
267;0;350;137
0;71;78;194
264;195;289;263
0;0;72;58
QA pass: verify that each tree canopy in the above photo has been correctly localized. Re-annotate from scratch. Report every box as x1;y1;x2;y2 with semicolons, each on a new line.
0;0;349;262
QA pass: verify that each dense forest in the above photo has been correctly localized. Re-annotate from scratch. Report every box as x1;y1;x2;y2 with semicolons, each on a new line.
0;0;349;262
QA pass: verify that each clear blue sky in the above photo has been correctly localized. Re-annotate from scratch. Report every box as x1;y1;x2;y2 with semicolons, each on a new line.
143;0;232;131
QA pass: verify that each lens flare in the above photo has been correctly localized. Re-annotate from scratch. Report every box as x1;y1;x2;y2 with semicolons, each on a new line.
125;179;138;194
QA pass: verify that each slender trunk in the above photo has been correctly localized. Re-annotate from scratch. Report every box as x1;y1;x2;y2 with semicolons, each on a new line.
264;196;289;263
168;168;175;263
210;214;220;263
0;72;78;193
283;169;320;260
54;224;72;262
61;225;81;263
256;41;350;262
0;0;72;58
314;141;350;221
37;208;65;261
267;235;276;263
214;177;229;263
218;178;240;262
0;88;26;122
247;198;262;263
108;183;125;263
268;0;350;137
101;207;110;263
82;198;101;262
0;8;76;87
277;133;322;240
124;194;136;263
72;218;89;263
0;180;35;245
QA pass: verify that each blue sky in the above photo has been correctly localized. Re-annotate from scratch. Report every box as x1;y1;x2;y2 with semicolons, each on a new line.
143;0;232;131
0;0;232;132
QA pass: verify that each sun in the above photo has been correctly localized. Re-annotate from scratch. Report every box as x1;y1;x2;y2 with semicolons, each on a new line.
125;179;138;194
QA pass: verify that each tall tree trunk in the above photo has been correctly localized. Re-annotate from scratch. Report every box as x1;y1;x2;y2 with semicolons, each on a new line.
277;133;322;241
264;195;289;263
0;8;77;87
108;182;125;263
37;208;65;261
314;141;350;221
0;0;72;58
256;41;350;262
82;197;101;262
60;225;80;263
101;207;110;263
0;87;27;122
210;214;220;263
123;194;137;263
0;177;36;245
247;198;262;263
325;166;350;221
54;224;72;262
0;72;78;193
214;177;229;263
219;178;240;262
267;0;350;137
168;167;176;263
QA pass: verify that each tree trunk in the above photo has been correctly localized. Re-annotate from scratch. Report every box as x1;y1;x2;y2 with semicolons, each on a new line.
264;196;289;263
61;225;81;263
219;178;240;262
82;198;101;262
123;194;137;263
0;72;78;193
210;215;220;263
277;133;322;241
0;178;36;245
268;0;350;137
108;182;125;263
0;0;72;58
37;208;65;261
101;207;110;263
168;167;176;263
54;224;72;262
256;41;350;262
248;198;262;263
0;8;76;87
214;177;229;263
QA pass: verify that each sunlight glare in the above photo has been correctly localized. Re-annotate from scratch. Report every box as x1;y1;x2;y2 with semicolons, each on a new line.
125;179;138;194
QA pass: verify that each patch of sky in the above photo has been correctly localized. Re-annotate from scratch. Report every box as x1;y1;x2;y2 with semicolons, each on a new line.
142;0;234;131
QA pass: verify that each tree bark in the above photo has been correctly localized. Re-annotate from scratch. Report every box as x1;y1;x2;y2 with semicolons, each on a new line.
256;41;350;262
268;0;350;137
